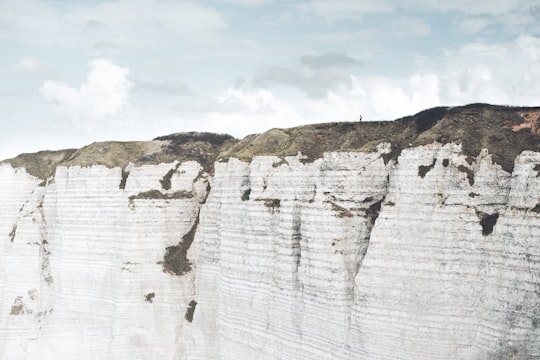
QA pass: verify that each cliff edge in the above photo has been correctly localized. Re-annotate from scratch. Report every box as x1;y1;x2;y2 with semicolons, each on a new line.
0;104;539;360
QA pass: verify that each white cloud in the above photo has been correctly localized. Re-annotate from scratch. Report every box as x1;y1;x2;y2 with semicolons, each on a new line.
214;88;278;115
300;53;360;68
14;56;51;77
438;34;540;105
134;80;193;96
253;53;361;98
212;0;272;6
185;73;441;137
40;59;133;124
383;18;431;37
68;0;226;37
405;0;534;16
0;0;226;49
253;66;353;98
210;34;540;131
458;15;493;33
296;0;395;20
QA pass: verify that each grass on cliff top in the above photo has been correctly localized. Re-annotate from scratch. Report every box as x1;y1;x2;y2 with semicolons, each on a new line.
2;132;236;180
3;104;539;179
61;141;164;169
221;104;540;172
1;149;77;180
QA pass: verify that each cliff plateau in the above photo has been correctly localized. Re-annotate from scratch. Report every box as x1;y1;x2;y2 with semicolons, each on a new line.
0;104;539;359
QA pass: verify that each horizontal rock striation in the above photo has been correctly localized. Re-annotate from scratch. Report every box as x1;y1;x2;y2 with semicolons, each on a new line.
0;105;539;359
190;143;540;360
0;160;210;359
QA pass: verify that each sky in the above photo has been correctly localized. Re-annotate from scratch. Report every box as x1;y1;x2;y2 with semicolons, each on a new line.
1;0;540;160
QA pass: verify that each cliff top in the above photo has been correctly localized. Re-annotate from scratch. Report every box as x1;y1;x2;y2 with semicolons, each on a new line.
222;104;540;172
1;132;235;180
2;104;539;179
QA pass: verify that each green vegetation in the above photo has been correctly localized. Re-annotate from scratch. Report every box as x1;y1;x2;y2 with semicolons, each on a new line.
161;215;200;276
128;190;193;201
144;292;155;303
10;297;24;315
1;149;76;180
221;104;540;173
1;132;236;180
185;300;197;322
241;189;251;201
160;167;176;190
2;105;539;178
8;224;17;242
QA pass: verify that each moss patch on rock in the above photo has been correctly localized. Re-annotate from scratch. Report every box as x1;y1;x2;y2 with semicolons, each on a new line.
128;190;193;201
161;215;199;276
144;292;155;303
1;149;77;180
185;300;197;322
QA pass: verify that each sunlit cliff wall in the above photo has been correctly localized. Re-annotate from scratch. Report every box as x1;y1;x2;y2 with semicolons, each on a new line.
1;105;539;359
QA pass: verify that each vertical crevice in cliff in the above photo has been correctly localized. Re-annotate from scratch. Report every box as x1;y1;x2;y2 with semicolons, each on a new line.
353;197;385;279
37;192;53;286
366;200;383;228
240;172;251;201
185;300;197;322
119;169;129;190
160;172;211;276
9;224;17;242
291;205;302;286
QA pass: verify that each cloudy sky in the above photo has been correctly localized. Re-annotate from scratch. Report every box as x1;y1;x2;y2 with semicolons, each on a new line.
1;0;540;159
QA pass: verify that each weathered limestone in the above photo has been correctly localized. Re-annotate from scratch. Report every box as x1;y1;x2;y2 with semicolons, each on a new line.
0;142;539;359
0;161;208;360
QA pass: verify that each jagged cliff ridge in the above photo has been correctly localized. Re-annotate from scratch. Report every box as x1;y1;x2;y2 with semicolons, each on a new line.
1;104;539;359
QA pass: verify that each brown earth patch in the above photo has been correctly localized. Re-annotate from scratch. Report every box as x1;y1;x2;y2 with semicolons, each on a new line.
513;111;540;135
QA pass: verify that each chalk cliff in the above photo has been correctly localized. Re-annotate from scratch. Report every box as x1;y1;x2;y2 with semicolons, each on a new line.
1;105;539;359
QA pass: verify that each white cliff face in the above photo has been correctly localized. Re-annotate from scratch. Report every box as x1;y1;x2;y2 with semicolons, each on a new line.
190;149;390;360
190;143;540;360
352;146;540;360
1;143;539;359
0;161;207;360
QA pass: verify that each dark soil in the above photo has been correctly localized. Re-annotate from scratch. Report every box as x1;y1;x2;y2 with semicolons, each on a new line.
3;105;539;178
221;104;540;173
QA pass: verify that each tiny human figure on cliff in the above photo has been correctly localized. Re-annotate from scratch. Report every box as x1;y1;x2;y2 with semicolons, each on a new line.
359;114;363;121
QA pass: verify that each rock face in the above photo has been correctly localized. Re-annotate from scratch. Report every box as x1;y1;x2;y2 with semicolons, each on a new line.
1;105;539;359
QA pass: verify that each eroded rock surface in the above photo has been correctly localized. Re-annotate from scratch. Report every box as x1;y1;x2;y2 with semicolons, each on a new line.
0;106;539;359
